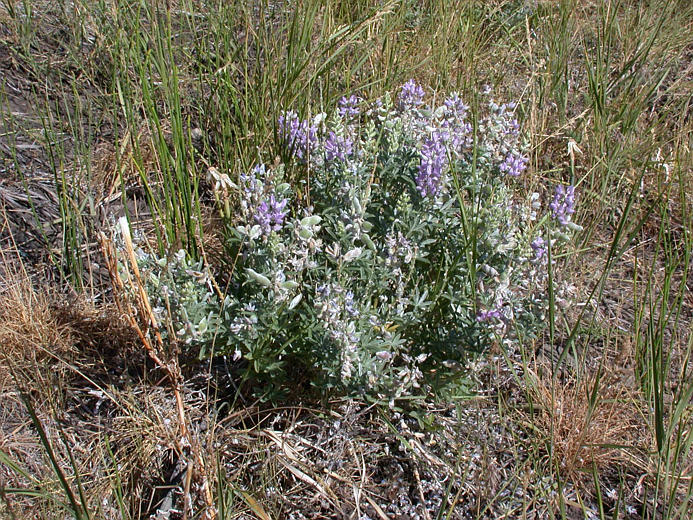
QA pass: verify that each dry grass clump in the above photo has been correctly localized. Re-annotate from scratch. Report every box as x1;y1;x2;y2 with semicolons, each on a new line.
0;264;76;386
0;248;139;384
524;362;648;485
0;276;205;517
0;252;145;518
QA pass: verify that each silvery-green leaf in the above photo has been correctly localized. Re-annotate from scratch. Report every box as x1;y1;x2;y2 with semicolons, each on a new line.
497;239;517;253
481;264;499;277
343;247;362;262
300;215;322;227
415;353;429;363
280;280;299;290
530;192;541;208
352;196;362;214
276;182;291;194
198;317;208;333
245;268;272;287
288;293;302;310
249;225;262;240
299;228;313;239
361;221;373;232
565;221;583;232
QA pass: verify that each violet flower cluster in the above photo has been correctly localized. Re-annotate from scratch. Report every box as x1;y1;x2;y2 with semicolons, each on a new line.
550;185;577;225
530;237;547;262
398;79;425;109
324;131;354;163
489;101;521;136
440;92;473;154
416;133;448;197
278;110;318;161
338;95;360;118
476;306;503;322
479;100;530;179
412;89;476;196
254;194;288;234
500;151;529;177
239;165;289;237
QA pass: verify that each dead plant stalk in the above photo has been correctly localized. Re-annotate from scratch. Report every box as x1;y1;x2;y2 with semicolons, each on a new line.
99;219;216;520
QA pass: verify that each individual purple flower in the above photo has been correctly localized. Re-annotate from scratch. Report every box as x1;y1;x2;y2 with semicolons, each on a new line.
443;92;469;120
476;307;503;322
278;110;318;162
344;291;359;317
398;79;425;109
324;131;354;162
254;194;288;234
550;185;576;225
416;132;447;197
239;165;264;197
499;151;529;177
338;95;360;118
530;237;546;262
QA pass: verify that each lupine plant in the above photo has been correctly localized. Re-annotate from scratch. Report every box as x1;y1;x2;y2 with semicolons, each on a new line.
112;230;222;357
116;82;580;399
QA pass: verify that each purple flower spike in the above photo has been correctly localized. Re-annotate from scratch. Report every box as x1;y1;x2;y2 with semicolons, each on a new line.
278;111;318;162
324;131;354;162
500;151;529;177
530;237;546;262
338;95;360;118
550;185;577;225
439;93;473;154
443;92;469;120
398;80;425;109
254;194;288;234
416;132;447;197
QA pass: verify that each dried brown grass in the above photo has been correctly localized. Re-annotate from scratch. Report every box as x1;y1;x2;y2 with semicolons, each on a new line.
0;263;76;387
523;358;650;491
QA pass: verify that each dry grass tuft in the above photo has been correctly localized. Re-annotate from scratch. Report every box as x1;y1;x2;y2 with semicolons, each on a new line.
0;248;139;385
0;263;76;386
524;359;649;491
